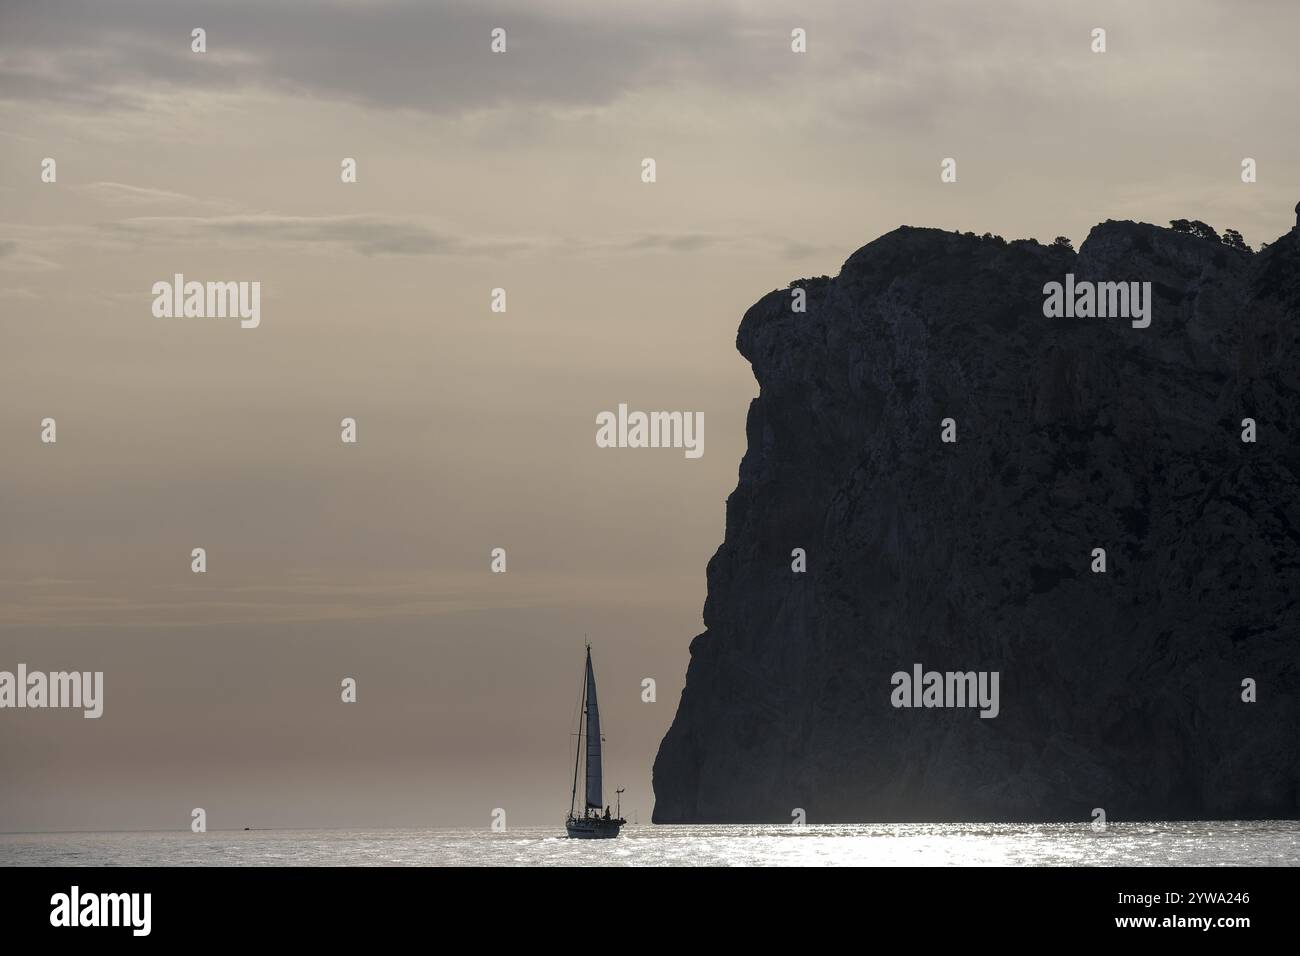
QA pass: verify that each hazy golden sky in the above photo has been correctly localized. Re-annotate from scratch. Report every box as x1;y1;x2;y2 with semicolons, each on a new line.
2;0;1297;832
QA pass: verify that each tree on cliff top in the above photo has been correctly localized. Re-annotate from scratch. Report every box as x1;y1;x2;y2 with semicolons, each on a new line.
1220;228;1251;253
1169;219;1221;242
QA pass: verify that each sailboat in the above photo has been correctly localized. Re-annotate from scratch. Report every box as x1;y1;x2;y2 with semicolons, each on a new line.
565;644;626;839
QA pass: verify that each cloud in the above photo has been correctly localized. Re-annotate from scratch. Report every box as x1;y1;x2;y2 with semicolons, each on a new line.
576;232;838;259
91;213;826;260
77;182;240;211
10;210;824;264
3;0;1298;157
611;233;731;254
0;0;769;117
99;213;537;256
0;570;680;628
0;236;61;271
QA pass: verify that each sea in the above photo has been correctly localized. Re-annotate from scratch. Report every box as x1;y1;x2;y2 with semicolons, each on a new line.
2;821;1297;866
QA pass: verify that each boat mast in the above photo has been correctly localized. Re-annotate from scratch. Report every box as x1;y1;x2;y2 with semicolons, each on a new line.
583;644;590;813
569;648;587;817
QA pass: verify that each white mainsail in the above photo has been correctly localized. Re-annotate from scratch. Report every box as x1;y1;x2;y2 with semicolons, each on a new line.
584;650;603;809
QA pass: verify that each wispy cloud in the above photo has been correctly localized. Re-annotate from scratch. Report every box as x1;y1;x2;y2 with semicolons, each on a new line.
99;213;537;257
77;181;240;211
0;571;684;628
574;232;837;259
0;236;61;271
88;213;825;260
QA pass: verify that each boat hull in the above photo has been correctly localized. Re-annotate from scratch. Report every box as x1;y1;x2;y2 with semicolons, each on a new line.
565;816;624;839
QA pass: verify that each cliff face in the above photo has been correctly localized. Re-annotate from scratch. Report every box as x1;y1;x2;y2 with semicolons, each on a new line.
652;210;1300;823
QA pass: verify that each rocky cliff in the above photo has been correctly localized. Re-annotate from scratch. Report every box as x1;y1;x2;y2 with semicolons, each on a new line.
652;205;1300;823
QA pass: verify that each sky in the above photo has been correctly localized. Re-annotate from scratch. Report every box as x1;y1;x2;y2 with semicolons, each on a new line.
2;0;1298;833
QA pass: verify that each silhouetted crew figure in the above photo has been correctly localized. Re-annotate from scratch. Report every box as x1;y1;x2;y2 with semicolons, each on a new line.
604;806;611;820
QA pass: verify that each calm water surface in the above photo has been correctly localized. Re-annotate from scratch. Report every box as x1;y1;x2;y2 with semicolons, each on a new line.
2;822;1297;866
